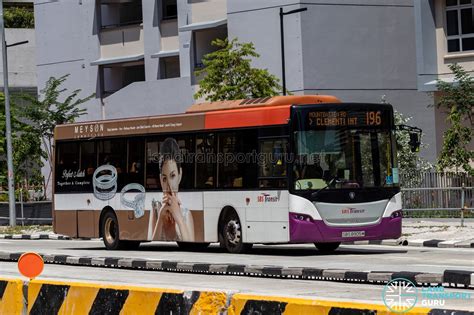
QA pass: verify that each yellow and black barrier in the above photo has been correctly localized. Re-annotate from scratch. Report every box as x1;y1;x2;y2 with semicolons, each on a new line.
228;293;434;315
27;279;228;314
0;277;24;314
0;278;471;314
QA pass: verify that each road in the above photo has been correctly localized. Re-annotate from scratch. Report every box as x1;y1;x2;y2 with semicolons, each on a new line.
1;240;473;311
0;240;472;273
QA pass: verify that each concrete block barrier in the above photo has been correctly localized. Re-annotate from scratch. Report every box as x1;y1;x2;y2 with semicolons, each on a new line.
0;278;25;315
228;294;435;315
1;278;472;314
27;279;227;315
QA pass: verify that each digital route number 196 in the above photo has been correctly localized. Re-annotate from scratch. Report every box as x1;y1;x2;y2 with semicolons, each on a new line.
366;111;381;126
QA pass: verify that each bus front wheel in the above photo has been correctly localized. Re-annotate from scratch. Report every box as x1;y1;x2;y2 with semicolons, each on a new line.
219;210;252;254
314;242;340;252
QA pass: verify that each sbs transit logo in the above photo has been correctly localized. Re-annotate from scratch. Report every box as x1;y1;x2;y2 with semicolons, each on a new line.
382;278;418;313
257;192;281;203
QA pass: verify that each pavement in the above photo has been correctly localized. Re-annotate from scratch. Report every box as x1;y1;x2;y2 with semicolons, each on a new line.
403;218;474;240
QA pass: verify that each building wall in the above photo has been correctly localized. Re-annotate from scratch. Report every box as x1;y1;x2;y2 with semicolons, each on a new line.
229;0;437;161
0;28;36;92
414;0;473;158
35;0;440;161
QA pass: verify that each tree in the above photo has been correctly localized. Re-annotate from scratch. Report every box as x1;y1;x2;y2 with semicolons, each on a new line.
436;63;473;175
4;6;35;28
194;38;282;101
0;93;44;198
21;75;95;198
394;110;433;183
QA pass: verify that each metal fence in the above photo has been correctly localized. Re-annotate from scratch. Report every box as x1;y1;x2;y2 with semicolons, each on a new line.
400;172;474;224
0;190;52;226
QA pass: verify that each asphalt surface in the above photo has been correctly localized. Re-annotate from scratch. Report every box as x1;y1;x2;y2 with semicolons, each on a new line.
0;239;472;273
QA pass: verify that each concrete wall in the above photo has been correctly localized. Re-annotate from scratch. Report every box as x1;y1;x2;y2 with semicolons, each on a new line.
0;28;36;90
228;0;437;161
35;0;101;121
34;0;443;162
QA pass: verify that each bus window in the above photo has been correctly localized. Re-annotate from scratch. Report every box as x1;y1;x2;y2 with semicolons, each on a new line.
258;138;288;188
218;131;257;189
128;139;145;186
98;139;127;189
146;139;161;190
80;141;97;176
55;142;79;192
173;135;194;190
195;134;216;189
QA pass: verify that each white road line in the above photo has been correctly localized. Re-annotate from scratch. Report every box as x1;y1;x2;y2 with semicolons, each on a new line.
413;264;474;270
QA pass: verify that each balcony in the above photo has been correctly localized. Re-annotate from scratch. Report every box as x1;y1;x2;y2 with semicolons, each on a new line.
188;0;226;24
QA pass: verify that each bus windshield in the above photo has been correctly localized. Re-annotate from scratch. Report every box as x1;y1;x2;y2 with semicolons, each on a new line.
293;105;398;190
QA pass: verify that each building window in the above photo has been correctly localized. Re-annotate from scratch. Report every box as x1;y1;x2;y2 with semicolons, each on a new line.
100;0;143;29
162;0;177;20
446;0;474;52
159;56;180;79
100;62;145;97
193;26;228;70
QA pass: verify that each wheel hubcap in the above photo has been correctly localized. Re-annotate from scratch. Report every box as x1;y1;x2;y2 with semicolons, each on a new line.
104;217;116;244
225;220;241;245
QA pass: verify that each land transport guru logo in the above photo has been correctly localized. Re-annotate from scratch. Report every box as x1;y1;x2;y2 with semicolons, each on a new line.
382;278;472;313
382;278;418;313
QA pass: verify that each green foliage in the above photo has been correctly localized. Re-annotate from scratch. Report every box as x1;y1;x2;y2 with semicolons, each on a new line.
4;6;34;28
436;63;474;175
0;93;43;194
394;110;433;183
20;74;95;198
194;38;282;101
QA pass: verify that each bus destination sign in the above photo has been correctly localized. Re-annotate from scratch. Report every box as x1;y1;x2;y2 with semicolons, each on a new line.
308;110;387;128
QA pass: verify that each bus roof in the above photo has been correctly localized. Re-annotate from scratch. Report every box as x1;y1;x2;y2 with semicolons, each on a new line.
186;95;340;113
55;95;341;140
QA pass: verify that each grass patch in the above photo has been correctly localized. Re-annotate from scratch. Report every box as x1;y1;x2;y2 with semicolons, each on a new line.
404;210;474;218
0;225;53;234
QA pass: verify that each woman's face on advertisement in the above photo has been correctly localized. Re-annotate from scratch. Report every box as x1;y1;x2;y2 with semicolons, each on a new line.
160;159;182;193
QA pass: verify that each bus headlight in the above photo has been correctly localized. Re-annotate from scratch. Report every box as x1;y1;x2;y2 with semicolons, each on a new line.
390;210;403;219
292;213;313;222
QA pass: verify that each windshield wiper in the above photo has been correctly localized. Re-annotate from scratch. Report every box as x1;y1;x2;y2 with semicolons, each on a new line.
310;176;340;199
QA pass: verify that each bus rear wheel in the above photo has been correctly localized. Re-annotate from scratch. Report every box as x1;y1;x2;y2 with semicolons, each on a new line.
314;242;340;252
219;210;252;254
101;211;125;250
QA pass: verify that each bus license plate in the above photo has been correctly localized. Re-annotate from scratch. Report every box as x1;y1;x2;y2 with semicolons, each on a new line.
342;231;365;237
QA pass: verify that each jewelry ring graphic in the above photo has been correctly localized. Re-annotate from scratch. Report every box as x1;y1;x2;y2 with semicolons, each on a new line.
93;165;118;200
120;183;146;218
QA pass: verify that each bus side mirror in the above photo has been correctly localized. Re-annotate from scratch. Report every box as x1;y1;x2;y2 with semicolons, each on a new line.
409;132;420;152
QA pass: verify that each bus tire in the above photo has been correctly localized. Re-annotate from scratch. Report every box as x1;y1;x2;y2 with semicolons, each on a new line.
219;210;252;254
314;242;340;252
101;211;124;250
177;242;210;251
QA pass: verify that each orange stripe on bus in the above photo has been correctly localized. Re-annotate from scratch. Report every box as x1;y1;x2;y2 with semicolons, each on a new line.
204;106;291;129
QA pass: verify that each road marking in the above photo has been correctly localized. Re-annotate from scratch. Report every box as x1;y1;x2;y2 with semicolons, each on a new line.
413;264;474;270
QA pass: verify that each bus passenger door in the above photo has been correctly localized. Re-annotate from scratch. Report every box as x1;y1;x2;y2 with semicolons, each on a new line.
244;190;289;243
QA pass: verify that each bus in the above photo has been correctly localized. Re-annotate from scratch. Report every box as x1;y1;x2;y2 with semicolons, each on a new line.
53;95;413;253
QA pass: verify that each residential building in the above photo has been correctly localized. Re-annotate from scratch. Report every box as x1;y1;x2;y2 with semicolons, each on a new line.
35;0;438;161
415;0;474;158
